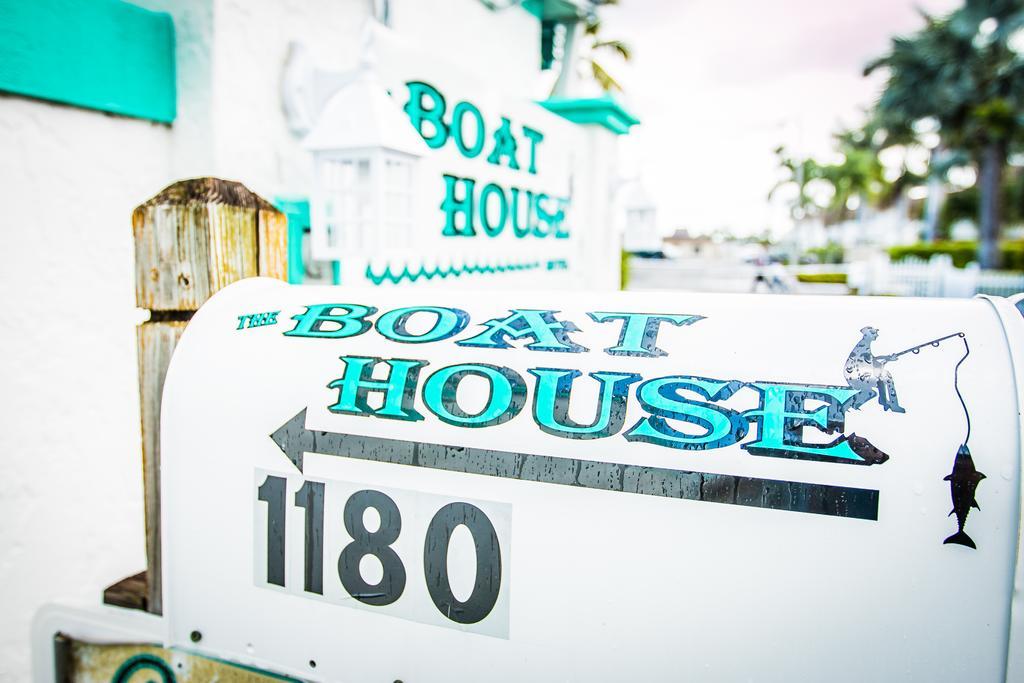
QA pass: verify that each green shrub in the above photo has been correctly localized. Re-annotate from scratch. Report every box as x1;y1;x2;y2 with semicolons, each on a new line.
1003;241;1024;271
887;240;1024;271
805;243;844;264
888;241;977;268
888;241;1024;270
797;273;848;284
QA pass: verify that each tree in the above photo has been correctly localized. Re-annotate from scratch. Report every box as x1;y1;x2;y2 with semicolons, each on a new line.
770;128;897;228
581;15;633;92
768;146;825;221
551;1;632;96
818;126;888;223
866;17;964;243
866;2;1024;267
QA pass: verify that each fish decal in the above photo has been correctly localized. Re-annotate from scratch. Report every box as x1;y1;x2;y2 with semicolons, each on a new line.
943;444;985;549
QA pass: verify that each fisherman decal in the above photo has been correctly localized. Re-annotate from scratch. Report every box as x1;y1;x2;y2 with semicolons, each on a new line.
844;326;906;412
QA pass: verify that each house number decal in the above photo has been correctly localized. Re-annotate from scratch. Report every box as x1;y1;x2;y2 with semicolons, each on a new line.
253;471;511;636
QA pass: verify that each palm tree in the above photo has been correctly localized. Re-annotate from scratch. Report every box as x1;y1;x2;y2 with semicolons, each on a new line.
866;17;961;243
871;107;950;242
768;146;824;221
771;128;895;228
551;1;632;96
866;2;1024;267
818;126;888;223
581;16;633;92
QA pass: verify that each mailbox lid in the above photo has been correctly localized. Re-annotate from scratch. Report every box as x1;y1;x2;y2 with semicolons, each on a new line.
161;279;1022;682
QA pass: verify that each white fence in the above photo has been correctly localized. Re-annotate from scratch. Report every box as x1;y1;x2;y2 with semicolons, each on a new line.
627;254;1024;298
979;269;1024;297
849;254;1024;298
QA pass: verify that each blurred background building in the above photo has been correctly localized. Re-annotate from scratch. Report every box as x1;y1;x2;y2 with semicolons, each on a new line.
614;0;1024;299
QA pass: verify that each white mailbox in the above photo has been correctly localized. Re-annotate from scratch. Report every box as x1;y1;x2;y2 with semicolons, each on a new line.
160;279;1024;682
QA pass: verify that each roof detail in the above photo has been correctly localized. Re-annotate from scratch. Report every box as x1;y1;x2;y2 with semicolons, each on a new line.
303;66;427;156
539;95;640;135
521;0;591;21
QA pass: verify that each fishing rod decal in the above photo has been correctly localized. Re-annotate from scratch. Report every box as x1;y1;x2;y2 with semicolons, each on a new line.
841;325;982;548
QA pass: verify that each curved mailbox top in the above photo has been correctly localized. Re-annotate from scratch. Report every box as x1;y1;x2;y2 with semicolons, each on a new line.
1011;292;1024;317
161;278;1024;682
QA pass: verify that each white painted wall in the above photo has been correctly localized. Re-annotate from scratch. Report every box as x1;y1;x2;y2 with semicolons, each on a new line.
391;0;541;97
0;96;170;682
0;1;620;680
176;0;543;202
204;0;370;197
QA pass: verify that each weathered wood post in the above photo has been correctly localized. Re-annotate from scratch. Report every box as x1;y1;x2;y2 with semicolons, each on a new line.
111;178;288;614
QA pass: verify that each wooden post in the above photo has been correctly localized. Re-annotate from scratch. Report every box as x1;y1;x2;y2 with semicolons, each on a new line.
108;178;287;614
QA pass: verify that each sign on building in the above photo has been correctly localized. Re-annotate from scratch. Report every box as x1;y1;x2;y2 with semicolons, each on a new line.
303;34;608;291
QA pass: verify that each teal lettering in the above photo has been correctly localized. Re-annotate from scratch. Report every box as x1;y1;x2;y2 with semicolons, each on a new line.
533;194;553;237
327;356;426;421
375;306;469;343
440;175;476;236
285;303;377;339
509;188;536;239
457;309;586;353
421;363;527;427
403;81;448;149
625;377;747;450
529;368;641;439
552;202;570;239
588;312;704;357
479;183;508;237
451;101;485;158
510;187;535;238
486;117;520;170
743;383;863;462
522;125;544;174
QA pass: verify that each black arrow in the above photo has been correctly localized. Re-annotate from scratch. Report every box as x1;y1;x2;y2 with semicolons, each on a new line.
270;409;879;520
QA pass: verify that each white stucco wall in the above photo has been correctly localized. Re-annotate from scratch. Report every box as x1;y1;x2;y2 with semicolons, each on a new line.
391;0;541;97
205;0;370;197
0;96;171;682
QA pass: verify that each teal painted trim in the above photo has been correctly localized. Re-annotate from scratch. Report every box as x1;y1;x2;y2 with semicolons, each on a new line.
539;96;640;135
331;261;342;285
0;0;176;123
366;260;542;286
522;0;543;18
272;197;310;285
521;0;584;21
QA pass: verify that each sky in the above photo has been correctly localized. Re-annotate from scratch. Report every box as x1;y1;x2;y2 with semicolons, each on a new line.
599;0;961;238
